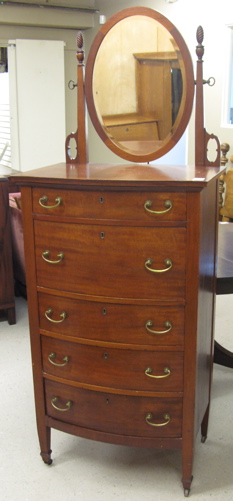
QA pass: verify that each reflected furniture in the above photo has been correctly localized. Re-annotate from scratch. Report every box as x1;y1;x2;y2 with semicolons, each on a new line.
219;147;233;222
11;7;223;497
0;178;15;324
9;192;26;298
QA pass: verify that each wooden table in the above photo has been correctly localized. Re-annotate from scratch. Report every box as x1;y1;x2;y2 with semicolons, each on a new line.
214;222;233;368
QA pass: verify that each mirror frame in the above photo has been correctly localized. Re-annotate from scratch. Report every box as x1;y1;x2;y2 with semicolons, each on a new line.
85;6;195;163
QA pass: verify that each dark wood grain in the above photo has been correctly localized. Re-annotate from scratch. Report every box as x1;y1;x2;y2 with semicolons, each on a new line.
45;379;183;438
38;292;185;346
42;336;184;392
34;221;186;300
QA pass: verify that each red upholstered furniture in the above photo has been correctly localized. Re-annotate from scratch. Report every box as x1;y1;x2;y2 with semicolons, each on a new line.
9;192;26;298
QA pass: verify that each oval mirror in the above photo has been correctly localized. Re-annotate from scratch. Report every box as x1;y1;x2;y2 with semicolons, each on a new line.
85;7;195;163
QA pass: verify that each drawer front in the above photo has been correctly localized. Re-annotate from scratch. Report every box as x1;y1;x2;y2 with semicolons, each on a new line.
32;188;186;221
42;336;184;391
35;222;186;300
45;379;182;438
38;293;185;347
107;121;159;141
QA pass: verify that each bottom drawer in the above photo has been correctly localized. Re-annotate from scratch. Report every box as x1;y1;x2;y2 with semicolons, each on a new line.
45;380;182;438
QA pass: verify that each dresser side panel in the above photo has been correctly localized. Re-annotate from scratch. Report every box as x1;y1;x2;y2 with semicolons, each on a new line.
195;179;218;435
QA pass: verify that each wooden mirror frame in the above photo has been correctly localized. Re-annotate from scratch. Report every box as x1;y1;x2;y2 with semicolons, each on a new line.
85;7;195;163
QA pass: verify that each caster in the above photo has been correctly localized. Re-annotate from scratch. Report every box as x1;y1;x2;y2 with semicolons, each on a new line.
201;435;207;443
182;475;193;497
42;457;53;465
41;449;52;465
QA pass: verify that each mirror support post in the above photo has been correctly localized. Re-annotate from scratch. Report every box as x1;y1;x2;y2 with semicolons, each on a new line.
195;26;220;167
65;31;89;164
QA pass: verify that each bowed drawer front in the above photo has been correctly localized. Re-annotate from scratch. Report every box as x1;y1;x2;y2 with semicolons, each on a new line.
42;336;184;391
38;292;185;346
45;379;183;438
34;221;186;299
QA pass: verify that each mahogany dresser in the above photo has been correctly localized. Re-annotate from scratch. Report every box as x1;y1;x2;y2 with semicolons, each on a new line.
13;161;221;496
0;177;15;324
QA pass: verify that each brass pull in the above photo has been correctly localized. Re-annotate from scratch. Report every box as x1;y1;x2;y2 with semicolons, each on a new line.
144;199;172;214
42;251;64;264
51;397;72;412
45;308;67;323
145;258;172;273
145;412;170;427
145;320;172;335
48;352;70;367
39;195;62;209
145;366;171;379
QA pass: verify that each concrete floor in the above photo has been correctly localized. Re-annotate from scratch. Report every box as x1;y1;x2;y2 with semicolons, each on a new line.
0;295;232;500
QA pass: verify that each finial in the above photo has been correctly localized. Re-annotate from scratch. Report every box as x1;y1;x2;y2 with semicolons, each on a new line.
76;31;85;65
196;26;204;61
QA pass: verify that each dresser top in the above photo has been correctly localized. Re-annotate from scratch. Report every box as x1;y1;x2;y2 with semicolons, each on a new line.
11;162;223;189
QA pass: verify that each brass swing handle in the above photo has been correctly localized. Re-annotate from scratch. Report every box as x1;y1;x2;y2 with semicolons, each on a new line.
45;308;67;323
48;352;70;367
145;366;171;379
144;199;172;214
145;320;172;335
39;195;62;209
145;412;170;427
51;397;72;412
42;251;64;264
145;258;172;273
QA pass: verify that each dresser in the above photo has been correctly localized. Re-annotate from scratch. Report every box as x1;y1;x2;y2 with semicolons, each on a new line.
13;161;221;496
0;178;15;324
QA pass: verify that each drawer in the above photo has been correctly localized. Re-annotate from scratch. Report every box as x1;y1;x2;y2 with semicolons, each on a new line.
107;121;159;141
38;293;185;347
45;379;182;438
35;222;186;300
32;188;186;221
42;336;183;391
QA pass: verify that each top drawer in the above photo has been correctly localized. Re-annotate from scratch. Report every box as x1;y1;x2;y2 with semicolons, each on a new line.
32;189;186;222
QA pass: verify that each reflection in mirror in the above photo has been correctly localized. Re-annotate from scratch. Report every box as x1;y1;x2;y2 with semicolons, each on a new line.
93;15;183;156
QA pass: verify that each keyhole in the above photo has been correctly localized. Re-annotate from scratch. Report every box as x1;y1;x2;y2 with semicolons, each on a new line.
99;197;104;204
100;231;105;239
104;353;108;360
102;308;107;315
105;398;110;404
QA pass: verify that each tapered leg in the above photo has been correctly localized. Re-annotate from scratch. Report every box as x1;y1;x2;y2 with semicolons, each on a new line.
39;425;52;465
201;404;210;443
7;306;16;325
182;472;193;497
182;443;194;497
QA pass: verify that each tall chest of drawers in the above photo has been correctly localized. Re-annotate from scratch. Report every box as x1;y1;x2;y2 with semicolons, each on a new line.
14;162;220;496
